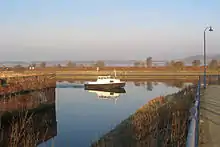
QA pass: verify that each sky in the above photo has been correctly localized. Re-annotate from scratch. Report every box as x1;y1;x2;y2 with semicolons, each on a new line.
0;0;220;61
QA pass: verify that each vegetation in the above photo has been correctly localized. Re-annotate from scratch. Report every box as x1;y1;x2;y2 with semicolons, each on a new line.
91;86;195;147
174;61;184;70
2;58;220;74
31;63;37;67
40;62;46;68
208;59;218;70
146;57;152;67
192;60;201;67
9;111;39;147
94;60;105;67
12;64;26;73
56;64;62;68
134;61;145;67
166;60;184;71
66;61;76;67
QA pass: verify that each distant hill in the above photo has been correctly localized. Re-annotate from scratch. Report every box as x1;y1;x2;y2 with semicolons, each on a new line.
0;61;29;64
181;54;220;64
211;54;220;60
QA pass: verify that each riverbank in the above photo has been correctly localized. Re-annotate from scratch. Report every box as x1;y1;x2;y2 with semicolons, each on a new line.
55;70;219;81
0;73;56;97
91;85;196;147
56;75;199;81
1;68;220;81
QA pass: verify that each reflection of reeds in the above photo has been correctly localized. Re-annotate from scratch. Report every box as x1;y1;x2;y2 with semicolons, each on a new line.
7;107;55;147
91;85;196;147
0;87;56;147
0;88;55;112
9;111;40;147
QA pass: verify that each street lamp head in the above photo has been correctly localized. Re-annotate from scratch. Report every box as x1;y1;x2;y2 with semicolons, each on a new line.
209;26;213;31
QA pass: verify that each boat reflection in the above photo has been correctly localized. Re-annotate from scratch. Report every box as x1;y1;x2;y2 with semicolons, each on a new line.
0;88;57;147
85;88;126;104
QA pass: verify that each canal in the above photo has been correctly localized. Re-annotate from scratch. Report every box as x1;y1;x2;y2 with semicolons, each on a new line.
0;81;193;147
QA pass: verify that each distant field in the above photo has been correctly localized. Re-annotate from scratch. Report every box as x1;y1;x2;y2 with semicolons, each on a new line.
1;66;219;80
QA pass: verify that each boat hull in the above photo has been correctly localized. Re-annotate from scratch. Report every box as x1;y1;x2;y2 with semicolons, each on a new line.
84;82;125;90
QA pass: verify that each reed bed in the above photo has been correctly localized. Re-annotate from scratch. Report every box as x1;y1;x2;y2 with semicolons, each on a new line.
0;102;56;147
0;88;55;112
0;74;56;97
91;85;196;147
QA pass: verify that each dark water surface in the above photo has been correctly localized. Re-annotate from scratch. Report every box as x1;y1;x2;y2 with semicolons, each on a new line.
0;81;189;147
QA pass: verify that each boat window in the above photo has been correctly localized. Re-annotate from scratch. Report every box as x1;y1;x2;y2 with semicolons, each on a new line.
110;92;114;95
110;80;114;82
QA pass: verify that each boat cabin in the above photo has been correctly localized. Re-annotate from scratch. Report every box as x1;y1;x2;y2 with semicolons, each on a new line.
97;76;114;80
96;76;119;84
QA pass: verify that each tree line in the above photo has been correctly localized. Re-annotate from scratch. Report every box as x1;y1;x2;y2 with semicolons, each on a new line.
133;57;220;70
1;58;220;72
0;60;106;72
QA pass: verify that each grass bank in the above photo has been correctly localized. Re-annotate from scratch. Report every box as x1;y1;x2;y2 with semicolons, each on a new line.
55;70;215;81
1;68;219;80
91;85;196;147
56;75;199;81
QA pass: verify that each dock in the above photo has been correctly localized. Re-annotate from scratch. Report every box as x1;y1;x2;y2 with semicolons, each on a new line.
199;85;220;147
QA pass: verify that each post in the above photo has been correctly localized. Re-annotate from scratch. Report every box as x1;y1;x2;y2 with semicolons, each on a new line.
203;26;214;88
114;69;117;77
204;30;206;89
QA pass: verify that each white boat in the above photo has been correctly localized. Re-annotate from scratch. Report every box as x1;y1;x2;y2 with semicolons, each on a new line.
84;76;126;90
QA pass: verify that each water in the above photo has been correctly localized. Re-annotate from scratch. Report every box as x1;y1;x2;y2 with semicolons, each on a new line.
41;82;181;147
0;81;185;147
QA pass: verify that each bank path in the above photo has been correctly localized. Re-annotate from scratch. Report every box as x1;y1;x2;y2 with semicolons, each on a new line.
199;85;220;147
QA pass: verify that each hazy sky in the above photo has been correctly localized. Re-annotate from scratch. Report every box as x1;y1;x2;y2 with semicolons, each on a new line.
0;0;220;61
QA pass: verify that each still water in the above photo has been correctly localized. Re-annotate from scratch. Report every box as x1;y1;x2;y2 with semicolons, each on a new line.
0;81;188;147
41;82;181;147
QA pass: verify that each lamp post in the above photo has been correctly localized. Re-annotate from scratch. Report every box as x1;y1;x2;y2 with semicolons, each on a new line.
203;26;213;89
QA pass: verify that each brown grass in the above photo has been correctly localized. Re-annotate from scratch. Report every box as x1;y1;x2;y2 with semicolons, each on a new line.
91;85;196;147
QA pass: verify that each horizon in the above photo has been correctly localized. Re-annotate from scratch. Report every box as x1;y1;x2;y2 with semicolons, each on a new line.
0;0;220;61
0;53;218;64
